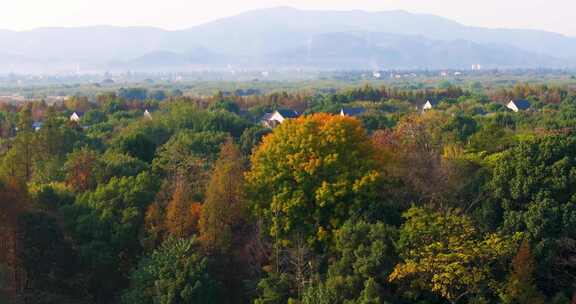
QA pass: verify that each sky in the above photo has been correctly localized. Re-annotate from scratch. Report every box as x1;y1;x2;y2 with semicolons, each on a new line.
1;0;575;36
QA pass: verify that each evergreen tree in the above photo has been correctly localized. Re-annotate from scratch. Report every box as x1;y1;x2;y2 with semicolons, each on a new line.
37;106;63;158
17;105;33;133
10;105;35;181
123;237;223;304
357;278;382;304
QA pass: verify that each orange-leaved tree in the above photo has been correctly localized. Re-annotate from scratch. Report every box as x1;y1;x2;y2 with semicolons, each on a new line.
199;139;248;254
165;181;201;239
500;240;545;304
64;148;100;193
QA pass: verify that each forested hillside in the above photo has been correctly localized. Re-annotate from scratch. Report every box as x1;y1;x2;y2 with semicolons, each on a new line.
1;82;576;304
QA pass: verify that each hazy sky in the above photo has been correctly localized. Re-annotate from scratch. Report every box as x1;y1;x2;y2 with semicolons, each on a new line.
1;0;575;36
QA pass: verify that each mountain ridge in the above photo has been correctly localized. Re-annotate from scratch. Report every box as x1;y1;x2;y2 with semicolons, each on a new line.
0;7;574;73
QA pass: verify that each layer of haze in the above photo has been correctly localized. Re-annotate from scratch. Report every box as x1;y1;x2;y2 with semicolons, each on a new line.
1;0;575;36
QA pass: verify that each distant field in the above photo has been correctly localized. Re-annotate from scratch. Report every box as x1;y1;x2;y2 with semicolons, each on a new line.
0;69;575;101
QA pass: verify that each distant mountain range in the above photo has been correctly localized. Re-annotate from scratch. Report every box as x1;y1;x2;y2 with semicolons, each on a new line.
0;7;575;73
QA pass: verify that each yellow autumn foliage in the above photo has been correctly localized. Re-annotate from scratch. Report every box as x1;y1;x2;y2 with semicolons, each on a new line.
247;113;383;249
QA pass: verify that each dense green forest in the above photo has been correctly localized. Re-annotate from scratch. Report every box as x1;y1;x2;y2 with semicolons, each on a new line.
1;82;576;304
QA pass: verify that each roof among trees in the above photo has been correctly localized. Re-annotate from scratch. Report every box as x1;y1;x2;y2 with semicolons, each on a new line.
341;107;367;116
512;99;531;110
275;109;300;118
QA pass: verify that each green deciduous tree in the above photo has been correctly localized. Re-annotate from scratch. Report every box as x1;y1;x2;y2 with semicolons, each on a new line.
61;172;159;301
153;130;227;200
254;273;293;304
489;135;576;292
122;237;223;304
18;212;89;303
389;207;518;304
98;151;149;182
298;220;396;304
112;121;171;162
239;125;271;155
324;221;397;303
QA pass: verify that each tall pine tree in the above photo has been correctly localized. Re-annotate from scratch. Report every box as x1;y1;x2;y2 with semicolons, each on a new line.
37;106;63;158
5;105;35;181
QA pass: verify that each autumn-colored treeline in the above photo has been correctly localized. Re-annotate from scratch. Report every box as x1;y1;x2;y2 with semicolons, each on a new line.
488;83;570;104
1;82;576;304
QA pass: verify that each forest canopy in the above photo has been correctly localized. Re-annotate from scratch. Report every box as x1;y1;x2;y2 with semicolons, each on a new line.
0;82;576;304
